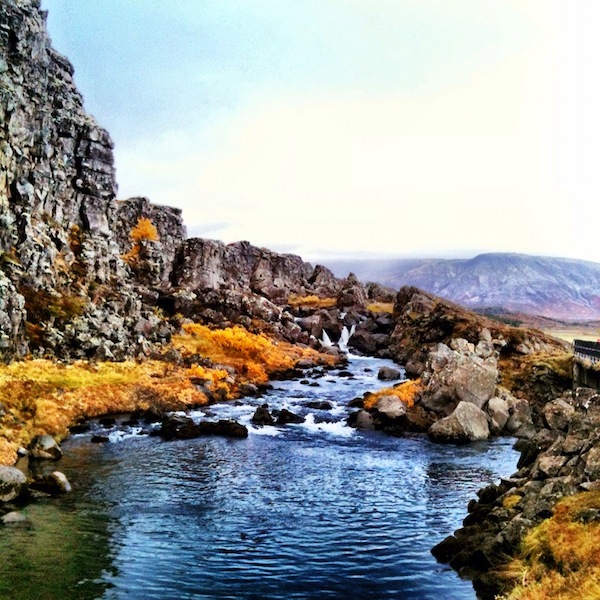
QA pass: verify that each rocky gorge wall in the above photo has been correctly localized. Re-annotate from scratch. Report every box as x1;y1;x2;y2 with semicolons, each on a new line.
0;0;358;361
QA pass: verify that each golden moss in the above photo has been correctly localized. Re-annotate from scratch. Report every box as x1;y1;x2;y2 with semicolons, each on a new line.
501;492;600;600
287;294;337;309
367;302;394;314
503;494;523;510
0;324;336;465
363;378;422;410
173;323;334;384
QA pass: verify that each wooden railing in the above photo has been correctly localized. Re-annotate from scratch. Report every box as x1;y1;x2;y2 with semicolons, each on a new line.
573;339;600;364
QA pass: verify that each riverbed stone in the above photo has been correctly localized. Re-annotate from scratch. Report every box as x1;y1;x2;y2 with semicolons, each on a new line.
28;434;63;461
1;511;28;525
377;366;402;381
428;401;490;444
0;466;28;503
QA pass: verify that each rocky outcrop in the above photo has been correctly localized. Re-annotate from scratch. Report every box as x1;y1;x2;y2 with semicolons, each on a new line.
428;401;490;444
0;0;180;360
172;238;336;301
433;386;600;598
389;287;571;406
114;196;186;288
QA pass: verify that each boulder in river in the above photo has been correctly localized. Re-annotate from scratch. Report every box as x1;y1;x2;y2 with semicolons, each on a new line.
377;366;402;381
276;409;305;425
161;415;248;439
0;466;28;503
428;401;490;444
251;404;275;426
28;434;63;461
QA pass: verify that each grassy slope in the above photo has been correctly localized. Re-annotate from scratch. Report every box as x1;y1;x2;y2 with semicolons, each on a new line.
0;323;335;465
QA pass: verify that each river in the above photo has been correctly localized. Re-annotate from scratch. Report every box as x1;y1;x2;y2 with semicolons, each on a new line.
0;355;519;600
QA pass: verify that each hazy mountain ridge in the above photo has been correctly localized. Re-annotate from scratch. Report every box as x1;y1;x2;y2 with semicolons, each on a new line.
327;253;600;321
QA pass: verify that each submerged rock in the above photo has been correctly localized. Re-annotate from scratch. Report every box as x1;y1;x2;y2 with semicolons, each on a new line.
1;511;29;526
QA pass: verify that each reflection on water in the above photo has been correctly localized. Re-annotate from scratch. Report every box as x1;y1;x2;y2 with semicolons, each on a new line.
0;357;519;600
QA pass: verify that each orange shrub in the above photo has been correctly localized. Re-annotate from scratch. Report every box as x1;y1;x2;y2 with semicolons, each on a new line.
174;323;335;384
130;217;159;242
363;378;423;410
287;294;337;309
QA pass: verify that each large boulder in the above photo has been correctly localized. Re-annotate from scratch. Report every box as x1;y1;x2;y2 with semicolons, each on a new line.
428;401;490;444
377;366;402;381
421;342;498;413
543;398;575;432
486;395;510;435
336;273;367;309
375;395;407;420
0;466;27;503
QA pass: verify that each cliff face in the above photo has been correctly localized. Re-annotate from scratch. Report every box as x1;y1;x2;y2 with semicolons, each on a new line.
0;0;179;360
0;0;348;360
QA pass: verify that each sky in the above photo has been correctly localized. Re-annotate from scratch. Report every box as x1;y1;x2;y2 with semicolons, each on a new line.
40;1;600;263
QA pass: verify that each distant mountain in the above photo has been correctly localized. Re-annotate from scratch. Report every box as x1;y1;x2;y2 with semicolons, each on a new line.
326;253;600;321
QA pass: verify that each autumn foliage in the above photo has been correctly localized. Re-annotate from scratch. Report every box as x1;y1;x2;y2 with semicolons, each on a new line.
363;378;423;410
501;492;600;600
0;359;207;464
130;217;159;242
0;322;336;465
174;323;334;385
122;216;159;264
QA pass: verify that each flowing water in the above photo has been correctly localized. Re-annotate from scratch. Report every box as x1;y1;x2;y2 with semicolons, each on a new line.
0;356;519;600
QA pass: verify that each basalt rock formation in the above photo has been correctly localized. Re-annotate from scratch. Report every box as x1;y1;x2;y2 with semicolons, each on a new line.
433;386;600;598
0;0;354;361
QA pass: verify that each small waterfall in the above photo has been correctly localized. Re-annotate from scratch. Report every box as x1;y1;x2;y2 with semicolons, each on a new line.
321;330;334;348
337;325;356;353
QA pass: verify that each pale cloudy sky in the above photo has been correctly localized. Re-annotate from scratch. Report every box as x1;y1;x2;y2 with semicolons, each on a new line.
41;1;600;262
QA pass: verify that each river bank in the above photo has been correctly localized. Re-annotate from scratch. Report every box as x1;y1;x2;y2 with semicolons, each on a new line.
0;354;521;600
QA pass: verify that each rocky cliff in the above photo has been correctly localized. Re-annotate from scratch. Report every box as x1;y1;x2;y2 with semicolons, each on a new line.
0;0;173;360
0;0;355;361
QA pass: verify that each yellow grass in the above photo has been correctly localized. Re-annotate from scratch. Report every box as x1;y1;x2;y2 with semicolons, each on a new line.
501;492;600;600
367;302;394;314
173;323;335;385
287;294;337;309
0;324;337;465
363;378;422;410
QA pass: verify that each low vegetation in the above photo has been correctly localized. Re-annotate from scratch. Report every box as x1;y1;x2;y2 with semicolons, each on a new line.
287;294;337;309
367;302;394;314
173;323;335;385
0;323;336;465
500;492;600;600
363;378;423;410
